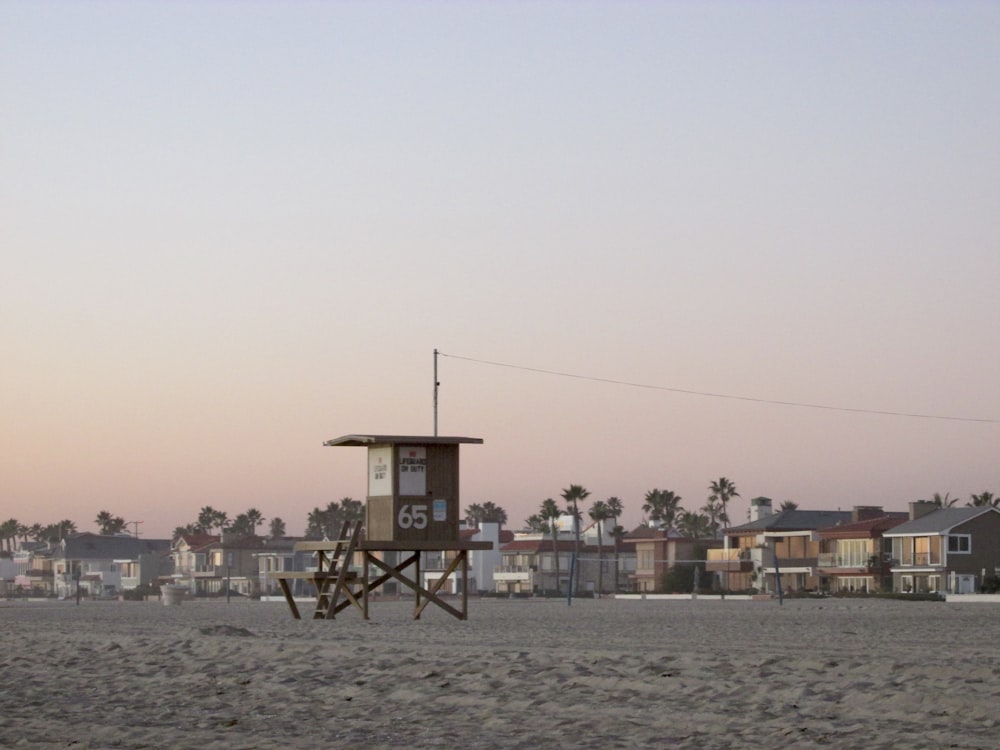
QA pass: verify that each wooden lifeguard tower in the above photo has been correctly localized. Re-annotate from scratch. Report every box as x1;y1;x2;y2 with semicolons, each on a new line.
270;434;491;621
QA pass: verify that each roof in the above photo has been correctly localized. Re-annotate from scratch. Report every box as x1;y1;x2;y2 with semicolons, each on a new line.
818;514;909;539
62;533;172;560
500;538;635;554
177;533;220;550
884;506;1000;536
727;510;852;534
324;434;483;447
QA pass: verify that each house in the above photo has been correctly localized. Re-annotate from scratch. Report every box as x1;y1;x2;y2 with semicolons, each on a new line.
706;497;851;593
629;525;722;593
170;532;264;596
13;542;55;596
53;533;172;598
253;537;313;597
496;518;636;595
419;522;513;595
883;502;1000;594
815;509;908;593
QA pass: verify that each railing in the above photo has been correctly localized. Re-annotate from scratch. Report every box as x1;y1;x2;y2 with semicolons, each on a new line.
706;549;745;562
817;553;875;569
493;565;533;582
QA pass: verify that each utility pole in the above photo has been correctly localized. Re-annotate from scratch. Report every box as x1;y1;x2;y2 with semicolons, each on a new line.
433;348;439;436
126;520;144;538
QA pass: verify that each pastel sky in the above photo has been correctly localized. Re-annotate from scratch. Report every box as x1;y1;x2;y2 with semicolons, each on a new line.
3;2;998;539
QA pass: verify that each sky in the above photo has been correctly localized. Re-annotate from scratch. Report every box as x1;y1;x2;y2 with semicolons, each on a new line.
2;1;998;539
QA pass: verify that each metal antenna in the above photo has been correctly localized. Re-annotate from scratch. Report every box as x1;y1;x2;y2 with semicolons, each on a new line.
433;348;439;436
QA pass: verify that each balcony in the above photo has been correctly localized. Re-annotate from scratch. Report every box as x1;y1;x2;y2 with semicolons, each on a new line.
705;548;753;573
895;552;941;568
493;565;534;583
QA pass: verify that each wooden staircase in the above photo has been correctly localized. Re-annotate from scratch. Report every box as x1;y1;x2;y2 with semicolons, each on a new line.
312;520;363;619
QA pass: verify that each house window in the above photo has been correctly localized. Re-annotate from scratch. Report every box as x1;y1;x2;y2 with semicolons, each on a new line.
948;535;971;554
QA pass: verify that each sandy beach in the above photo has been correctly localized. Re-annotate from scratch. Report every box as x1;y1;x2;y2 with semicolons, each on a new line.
2;597;998;749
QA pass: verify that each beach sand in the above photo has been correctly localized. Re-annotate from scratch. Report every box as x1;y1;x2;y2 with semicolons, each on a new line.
2;597;998;749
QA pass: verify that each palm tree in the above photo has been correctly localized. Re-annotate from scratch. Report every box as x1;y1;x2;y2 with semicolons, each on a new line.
0;519;17;552
588;500;612;594
609;524;627;592
700;496;724;536
676;510;713;539
642;489;682;533
173;524;196;540
604;496;624;591
95;510;126;535
968;491;998;507
779;500;799;512
244;508;264;533
197;506;219;534
464;503;484;527
932;492;959;508
268;517;286;538
464;502;508;527
539;498;562;594
708;478;740;530
561;484;590;593
480;501;508;526
524;514;546;533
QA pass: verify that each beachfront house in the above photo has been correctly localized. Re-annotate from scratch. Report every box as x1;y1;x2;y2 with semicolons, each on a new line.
13;542;55;596
815;509;908;593
706;498;851;593
53;533;172;598
495;517;636;595
171;532;264;596
254;537;311;597
883;503;1000;594
629;525;722;593
417;522;512;595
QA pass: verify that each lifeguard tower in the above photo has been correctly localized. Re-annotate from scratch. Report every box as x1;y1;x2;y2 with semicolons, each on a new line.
270;434;491;621
324;434;482;543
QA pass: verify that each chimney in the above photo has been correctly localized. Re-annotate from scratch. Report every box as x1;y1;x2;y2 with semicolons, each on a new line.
908;501;937;521
852;506;884;523
749;497;773;522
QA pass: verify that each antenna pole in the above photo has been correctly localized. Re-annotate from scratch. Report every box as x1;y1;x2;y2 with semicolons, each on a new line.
433;348;439;436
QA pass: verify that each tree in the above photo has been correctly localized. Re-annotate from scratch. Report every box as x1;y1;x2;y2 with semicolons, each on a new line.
465;502;508;528
197;506;223;535
480;502;507;525
610;524;627;593
524;514;546;533
589;500;613;594
605;496;625;592
932;492;959;508
305;498;365;539
0;519;17;552
464;503;484;527
539;498;562;594
95;510;126;535
700;496;725;536
708;478;740;530
561;484;590;593
245;508;264;532
676;510;713;539
779;500;799;512
173;524;197;540
268;517;286;538
968;491;998;507
642;489;682;533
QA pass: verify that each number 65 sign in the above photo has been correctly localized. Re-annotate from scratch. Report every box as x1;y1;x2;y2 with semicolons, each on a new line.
397;504;428;530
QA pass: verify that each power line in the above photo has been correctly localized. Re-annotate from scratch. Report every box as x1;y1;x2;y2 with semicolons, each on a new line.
437;351;998;424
